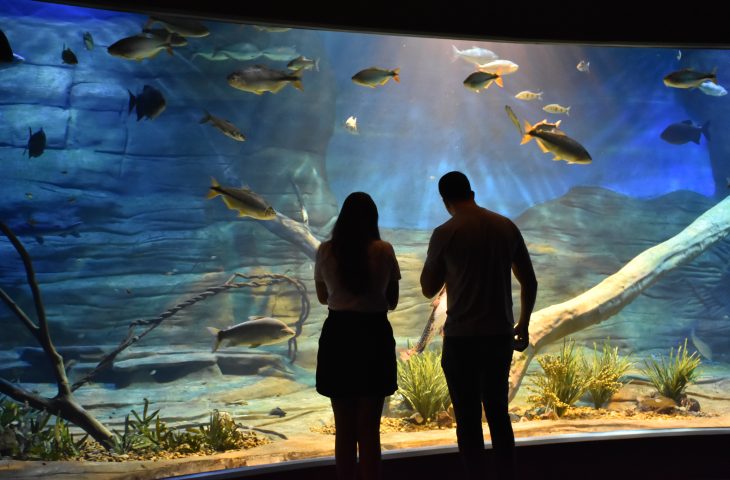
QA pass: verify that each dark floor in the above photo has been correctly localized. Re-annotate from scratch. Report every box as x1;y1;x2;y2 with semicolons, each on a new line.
168;429;730;480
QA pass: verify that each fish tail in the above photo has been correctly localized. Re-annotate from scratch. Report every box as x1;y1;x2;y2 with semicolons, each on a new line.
392;68;400;83
292;80;303;91
166;47;174;56
315;57;320;72
451;45;460;62
702;121;711;142
206;177;221;199
520;120;534;144
127;90;136;115
143;16;156;30
495;76;504;88
207;327;221;352
567;106;571;116
199;110;212;124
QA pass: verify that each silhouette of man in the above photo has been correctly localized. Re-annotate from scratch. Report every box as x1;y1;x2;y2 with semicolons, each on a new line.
420;171;537;479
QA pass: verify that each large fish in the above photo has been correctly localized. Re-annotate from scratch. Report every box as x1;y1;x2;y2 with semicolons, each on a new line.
477;59;519;76
199;110;246;141
663;68;717;89
262;46;299;62
690;328;713;362
660;120;710;145
351;67;400;88
400;287;447;360
521;119;592;164
61;44;78;65
128;85;166;121
26;127;46;158
451;45;498;66
207;316;295;352
108;33;176;61
227;65;303;95
192;42;261;61
0;29;24;64
287;55;319;72
141;28;188;47
206;177;276;220
463;71;503;91
698;81;727;97
144;15;209;38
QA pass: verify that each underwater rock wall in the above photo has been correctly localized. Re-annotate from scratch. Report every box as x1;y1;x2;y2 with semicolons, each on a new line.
0;13;338;350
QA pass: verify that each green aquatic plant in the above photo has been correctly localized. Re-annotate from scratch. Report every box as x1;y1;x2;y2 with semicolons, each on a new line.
640;338;701;402
583;340;633;409
397;347;451;421
528;339;591;417
192;410;244;451
111;414;149;454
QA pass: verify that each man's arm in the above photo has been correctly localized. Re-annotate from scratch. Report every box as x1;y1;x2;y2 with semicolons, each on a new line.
315;280;329;305
512;236;537;349
420;233;446;298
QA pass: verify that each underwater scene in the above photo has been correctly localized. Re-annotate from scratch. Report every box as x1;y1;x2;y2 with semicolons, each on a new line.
1;1;730;478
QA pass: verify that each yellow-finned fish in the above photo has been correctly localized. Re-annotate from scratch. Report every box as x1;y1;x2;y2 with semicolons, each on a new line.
663;68;717;89
206;178;276;220
463;71;503;91
543;104;571;115
207;316;295;352
227;65;303;95
351;67;400;88
199;110;246;142
515;90;543;101
521;119;592;165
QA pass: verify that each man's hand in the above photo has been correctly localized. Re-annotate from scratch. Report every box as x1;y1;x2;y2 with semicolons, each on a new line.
513;322;529;352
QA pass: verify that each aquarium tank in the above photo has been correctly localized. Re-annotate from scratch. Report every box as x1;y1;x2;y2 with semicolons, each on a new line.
1;0;729;478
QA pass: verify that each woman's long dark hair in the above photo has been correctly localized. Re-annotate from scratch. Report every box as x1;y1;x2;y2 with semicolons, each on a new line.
330;192;381;294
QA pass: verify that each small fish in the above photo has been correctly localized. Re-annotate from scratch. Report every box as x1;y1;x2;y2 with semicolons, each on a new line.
577;60;590;73
690;329;713;361
664;68;717;89
141;28;188;47
521;119;592;165
227;65;303;95
262;45;299;62
463;71;503;91
25;192;33;199
253;25;291;33
108;33;176;61
660;120;710;145
287;55;319;72
504;105;523;136
698;81;727;96
677;50;682;61
451;45;498;66
344;115;358;134
128;85;166;121
60;170;68;175
144;16;209;37
125;289;132;295
83;31;94;50
351;67;400;88
67;196;76;203
477;59;519;76
150;369;157;376
26;127;46;158
0;29;24;64
543;104;571;115
199;110;246;141
269;407;286;417
207;316;295;352
207;177;276;220
61;44;78;65
515;90;543;101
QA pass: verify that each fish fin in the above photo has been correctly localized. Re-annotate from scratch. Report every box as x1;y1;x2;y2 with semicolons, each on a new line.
248;316;264;320
702;121;711;142
206;178;221;199
537;92;543;100
555;120;562;128
315;57;320;72
237;210;247;217
520;120;534;144
207;327;221;352
451;45;460;61
199;110;211;124
535;139;550;154
292;80;303;91
392;68;400;83
711;66;717;82
250;343;261;348
566;107;570;116
166;47;174;56
495;76;504;88
127;90;136;115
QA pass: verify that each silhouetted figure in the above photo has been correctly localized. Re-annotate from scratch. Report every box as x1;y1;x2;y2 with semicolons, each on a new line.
315;192;401;480
420;172;537;480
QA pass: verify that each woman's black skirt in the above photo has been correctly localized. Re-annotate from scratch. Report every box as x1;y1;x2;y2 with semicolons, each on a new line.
316;309;397;398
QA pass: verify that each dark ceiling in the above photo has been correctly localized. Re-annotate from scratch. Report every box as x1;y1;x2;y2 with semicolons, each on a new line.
43;1;729;48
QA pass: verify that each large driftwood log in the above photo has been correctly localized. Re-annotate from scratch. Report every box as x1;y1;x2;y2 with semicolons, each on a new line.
0;222;114;449
507;194;730;401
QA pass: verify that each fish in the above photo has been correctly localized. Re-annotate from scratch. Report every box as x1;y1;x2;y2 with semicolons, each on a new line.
207;316;295;352
400;287;448;360
206;177;276;220
269;407;286;417
128;85;166;121
10;212;82;245
199;110;246;141
287;55;319;71
141;28;188;47
451;45;498;66
0;29;24;65
61;44;78;65
690;328;713;361
344;115;358;134
25;192;33;199
351;67;400;88
192;42;261;61
262;46;299;62
227;65;303;95
515;90;543;101
477;59;519;76
107;33;176;61
577;60;590;73
463;71;503;91
660;120;710;145
677;50;682;61
253;25;291;33
144;15;210;37
83;31;94;50
521;119;592;164
698;81;727;96
504;105;523;136
26;127;46;158
543;104;571;115
532;119;563;133
663;68;717;89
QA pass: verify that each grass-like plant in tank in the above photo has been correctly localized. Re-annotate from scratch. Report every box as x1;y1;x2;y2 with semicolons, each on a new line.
397;346;451;422
528;338;591;417
583;340;633;409
640;338;701;402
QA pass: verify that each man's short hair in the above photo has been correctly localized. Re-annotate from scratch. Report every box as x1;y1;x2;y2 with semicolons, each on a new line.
438;171;472;201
